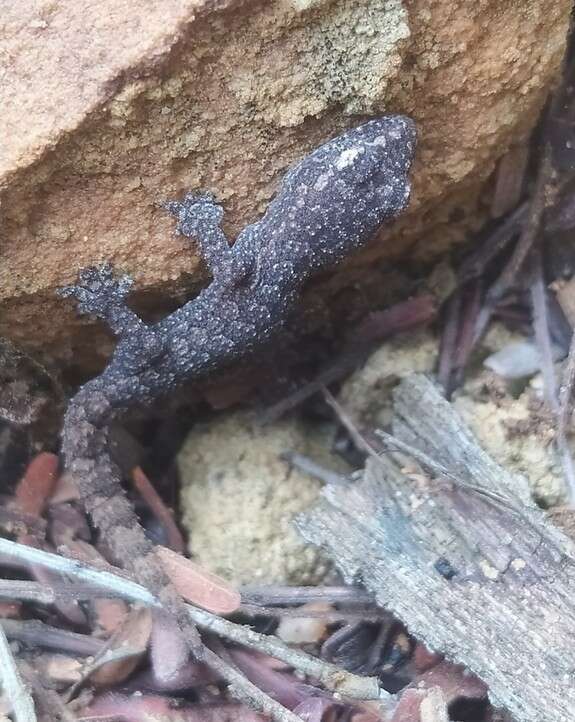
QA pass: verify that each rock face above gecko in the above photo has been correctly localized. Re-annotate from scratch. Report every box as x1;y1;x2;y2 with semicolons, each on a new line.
59;116;416;636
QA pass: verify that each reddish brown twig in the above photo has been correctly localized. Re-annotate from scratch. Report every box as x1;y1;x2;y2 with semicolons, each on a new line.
438;281;483;397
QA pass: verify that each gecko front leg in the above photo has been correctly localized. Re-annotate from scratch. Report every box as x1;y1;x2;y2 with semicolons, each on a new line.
58;263;143;337
59;264;164;372
165;192;254;286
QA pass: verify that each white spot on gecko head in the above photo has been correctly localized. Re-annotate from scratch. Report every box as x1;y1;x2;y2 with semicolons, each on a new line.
335;145;364;170
313;172;331;191
371;134;388;147
386;128;403;140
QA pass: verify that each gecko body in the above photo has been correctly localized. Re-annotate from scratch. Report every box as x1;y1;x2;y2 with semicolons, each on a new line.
60;115;415;642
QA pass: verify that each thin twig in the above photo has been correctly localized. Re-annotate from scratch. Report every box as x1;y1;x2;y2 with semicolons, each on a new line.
1;619;103;657
259;359;356;425
557;443;575;505
202;646;302;722
321;387;385;459
323;388;521;515
469;143;556;352
437;291;461;395
530;249;575;501
559;331;575;437
451;280;483;391
0;574;384;692
238;603;385;622
459;202;528;284
0;622;36;722
280;451;350;486
486;147;553;307
240;585;374;607
0;538;154;605
375;429;526;513
0;538;384;703
529;248;560;411
188;606;382;700
0;579;122;605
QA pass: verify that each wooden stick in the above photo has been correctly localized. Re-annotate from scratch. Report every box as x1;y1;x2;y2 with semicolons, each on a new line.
0;623;36;722
299;374;575;722
0;538;383;704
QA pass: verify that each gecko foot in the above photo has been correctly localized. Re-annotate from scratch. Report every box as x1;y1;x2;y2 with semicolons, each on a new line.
164;192;224;240
58;263;134;321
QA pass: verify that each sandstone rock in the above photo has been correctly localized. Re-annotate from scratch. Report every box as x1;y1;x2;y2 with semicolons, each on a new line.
0;0;570;366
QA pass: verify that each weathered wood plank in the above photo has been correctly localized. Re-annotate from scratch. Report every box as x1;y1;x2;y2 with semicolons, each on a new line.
298;374;575;722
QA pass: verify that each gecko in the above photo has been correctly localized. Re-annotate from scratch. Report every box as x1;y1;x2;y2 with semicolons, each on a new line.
59;115;416;659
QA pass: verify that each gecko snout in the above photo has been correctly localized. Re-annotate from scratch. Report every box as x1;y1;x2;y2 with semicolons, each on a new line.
365;115;417;176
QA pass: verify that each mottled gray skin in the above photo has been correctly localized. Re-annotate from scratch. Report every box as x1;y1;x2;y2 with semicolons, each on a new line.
60;116;415;562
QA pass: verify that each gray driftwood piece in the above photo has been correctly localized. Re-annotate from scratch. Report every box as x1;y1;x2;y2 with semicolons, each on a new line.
297;374;575;722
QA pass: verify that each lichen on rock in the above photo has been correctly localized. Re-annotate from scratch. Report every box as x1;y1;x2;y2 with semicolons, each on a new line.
177;411;343;585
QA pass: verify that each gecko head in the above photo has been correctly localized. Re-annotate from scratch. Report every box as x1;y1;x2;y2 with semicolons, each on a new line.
276;115;416;240
241;116;417;289
313;115;416;217
267;115;416;275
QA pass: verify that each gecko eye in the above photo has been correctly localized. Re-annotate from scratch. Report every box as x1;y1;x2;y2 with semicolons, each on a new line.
351;116;416;172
